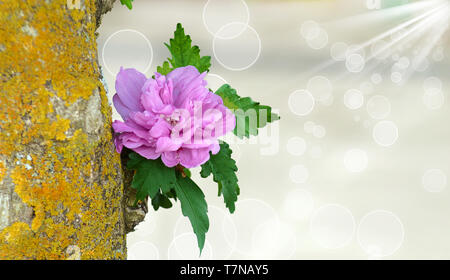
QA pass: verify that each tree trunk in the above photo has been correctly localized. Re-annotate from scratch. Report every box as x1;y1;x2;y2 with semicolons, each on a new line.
0;0;136;260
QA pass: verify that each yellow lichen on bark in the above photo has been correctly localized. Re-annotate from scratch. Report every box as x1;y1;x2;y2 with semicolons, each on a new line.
0;161;5;183
0;0;126;259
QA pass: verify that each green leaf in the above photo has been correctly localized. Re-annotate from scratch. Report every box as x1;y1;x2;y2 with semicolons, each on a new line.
175;174;209;253
151;191;173;211
165;188;178;201
126;152;178;203
183;167;192;178
215;84;280;138
120;0;133;9
201;142;240;213
156;61;172;76
157;23;211;75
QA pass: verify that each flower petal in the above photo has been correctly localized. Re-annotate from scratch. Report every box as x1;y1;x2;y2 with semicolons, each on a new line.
129;111;157;130
155;137;182;153
179;147;211;168
210;141;220;155
161;151;179;167
133;145;160;160
149;119;171;138
114;136;124;153
121;133;146;149
115;68;146;112
113;94;132;120
167;66;209;107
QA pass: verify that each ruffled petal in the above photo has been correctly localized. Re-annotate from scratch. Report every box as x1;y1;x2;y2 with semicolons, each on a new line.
129;111;157;130
155;137;182;153
178;147;211;168
149;119;171;138
167;66;209;107
161;151;179;167
141;81;163;111
141;74;174;115
133;145;160;160
112;120;149;139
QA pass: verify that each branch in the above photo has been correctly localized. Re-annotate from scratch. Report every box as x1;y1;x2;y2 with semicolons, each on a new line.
94;0;147;234
121;149;148;233
95;0;116;28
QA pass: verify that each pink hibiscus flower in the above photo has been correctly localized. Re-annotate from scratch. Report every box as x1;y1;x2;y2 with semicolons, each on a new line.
112;66;236;168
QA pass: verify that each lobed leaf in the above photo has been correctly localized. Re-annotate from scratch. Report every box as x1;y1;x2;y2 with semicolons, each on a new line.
215;84;280;138
126;152;178;203
157;23;211;75
200;142;239;213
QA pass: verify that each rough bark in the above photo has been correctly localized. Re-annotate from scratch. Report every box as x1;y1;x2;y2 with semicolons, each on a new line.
0;0;138;260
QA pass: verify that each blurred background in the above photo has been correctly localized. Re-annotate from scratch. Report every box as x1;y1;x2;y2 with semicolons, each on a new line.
97;0;450;259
